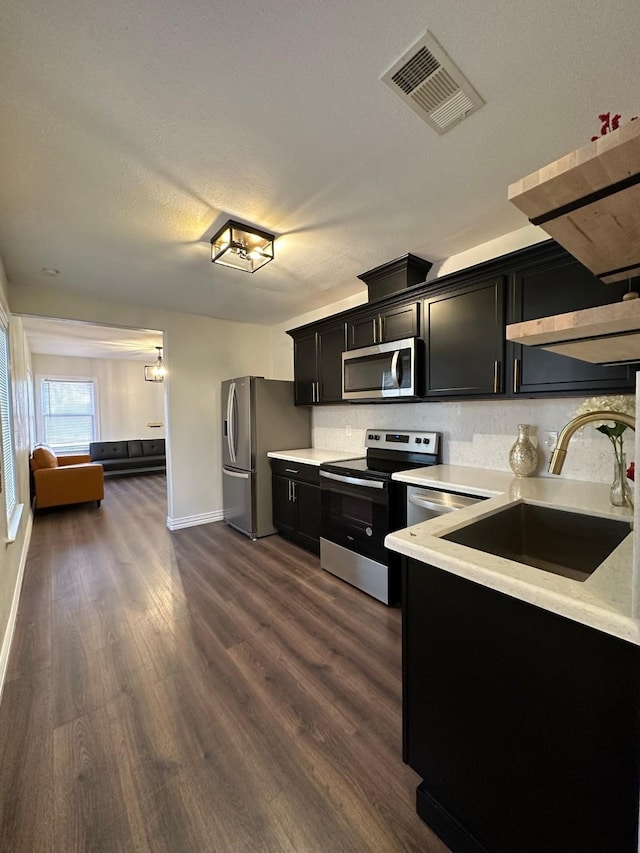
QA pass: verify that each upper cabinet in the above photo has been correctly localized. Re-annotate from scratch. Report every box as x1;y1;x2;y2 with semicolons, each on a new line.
508;254;633;394
508;120;640;283
423;278;505;397
293;322;346;405
288;241;637;406
346;303;420;350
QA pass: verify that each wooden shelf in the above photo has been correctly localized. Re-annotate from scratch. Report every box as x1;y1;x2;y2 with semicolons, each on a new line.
506;299;640;364
508;120;640;283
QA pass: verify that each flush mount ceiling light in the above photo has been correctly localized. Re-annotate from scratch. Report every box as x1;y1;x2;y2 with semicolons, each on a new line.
210;219;275;273
144;346;166;382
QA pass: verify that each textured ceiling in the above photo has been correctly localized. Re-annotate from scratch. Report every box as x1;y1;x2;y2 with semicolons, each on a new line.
21;317;163;360
1;0;639;326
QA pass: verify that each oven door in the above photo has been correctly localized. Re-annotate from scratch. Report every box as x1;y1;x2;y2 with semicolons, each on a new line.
342;338;421;400
320;470;389;564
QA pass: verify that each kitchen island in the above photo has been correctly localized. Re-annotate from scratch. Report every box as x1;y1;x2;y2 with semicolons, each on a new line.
385;465;640;853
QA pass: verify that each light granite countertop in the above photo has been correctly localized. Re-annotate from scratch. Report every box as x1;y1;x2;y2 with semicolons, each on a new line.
386;465;638;645
267;448;363;466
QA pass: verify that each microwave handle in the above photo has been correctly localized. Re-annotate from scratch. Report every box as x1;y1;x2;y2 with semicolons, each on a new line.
391;350;401;389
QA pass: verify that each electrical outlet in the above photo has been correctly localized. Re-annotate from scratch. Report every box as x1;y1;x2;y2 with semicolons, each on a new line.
544;431;558;449
346;425;352;436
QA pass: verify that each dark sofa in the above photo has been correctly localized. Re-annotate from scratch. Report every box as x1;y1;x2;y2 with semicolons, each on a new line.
89;439;166;477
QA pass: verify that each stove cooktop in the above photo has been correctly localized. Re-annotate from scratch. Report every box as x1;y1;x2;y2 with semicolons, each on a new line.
320;429;442;480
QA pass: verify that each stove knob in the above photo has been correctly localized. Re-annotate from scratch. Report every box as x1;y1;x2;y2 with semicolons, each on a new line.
368;433;373;439
374;434;380;440
424;438;430;445
415;437;422;444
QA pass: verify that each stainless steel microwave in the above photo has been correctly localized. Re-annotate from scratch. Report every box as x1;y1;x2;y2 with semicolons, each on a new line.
342;337;422;401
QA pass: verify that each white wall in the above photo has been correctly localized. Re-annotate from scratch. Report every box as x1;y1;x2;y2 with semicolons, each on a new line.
0;257;33;695
31;354;165;442
270;292;367;380
270;227;633;485
8;283;272;528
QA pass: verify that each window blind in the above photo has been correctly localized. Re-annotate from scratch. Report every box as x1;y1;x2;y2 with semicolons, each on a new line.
0;325;17;520
41;378;96;452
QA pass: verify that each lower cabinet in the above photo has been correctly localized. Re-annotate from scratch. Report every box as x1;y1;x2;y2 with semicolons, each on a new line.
403;558;640;853
271;460;320;554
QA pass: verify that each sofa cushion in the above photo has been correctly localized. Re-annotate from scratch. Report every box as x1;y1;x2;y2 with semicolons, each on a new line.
90;441;128;461
127;440;143;458
141;439;165;457
31;445;58;470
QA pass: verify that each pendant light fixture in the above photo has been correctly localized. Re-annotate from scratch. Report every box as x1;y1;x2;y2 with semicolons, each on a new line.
211;219;275;273
144;347;166;382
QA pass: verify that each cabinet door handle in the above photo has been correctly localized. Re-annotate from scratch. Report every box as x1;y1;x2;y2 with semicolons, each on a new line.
315;381;320;402
291;481;297;502
379;316;384;342
493;360;501;394
287;479;292;501
513;357;520;394
311;382;316;403
372;317;378;344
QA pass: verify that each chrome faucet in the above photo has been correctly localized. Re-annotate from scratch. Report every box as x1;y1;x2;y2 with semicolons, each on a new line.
549;410;636;474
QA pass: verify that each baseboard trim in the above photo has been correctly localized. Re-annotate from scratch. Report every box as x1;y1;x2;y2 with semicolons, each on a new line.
0;510;34;704
166;510;224;530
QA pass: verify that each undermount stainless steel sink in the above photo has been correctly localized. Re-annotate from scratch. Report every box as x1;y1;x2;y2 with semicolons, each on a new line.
442;502;632;582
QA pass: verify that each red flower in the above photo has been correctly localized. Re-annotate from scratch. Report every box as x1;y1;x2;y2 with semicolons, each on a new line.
627;461;635;481
591;112;633;141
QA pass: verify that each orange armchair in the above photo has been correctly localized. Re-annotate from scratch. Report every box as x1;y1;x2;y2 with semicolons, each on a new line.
30;446;104;509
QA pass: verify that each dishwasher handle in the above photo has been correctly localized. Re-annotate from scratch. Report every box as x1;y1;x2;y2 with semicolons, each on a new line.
408;489;482;514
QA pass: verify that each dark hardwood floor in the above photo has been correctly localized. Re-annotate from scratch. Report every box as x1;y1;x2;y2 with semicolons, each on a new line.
0;474;448;852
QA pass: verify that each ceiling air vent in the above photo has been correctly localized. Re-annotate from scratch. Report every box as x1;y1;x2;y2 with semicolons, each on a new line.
381;31;484;134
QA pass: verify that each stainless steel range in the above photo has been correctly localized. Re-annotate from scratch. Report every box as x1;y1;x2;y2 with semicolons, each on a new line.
319;429;441;605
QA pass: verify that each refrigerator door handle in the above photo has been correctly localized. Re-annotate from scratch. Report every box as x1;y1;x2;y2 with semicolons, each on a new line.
223;467;249;479
228;382;237;464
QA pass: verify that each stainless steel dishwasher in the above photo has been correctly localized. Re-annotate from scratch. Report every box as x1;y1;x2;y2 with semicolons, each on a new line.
406;484;485;525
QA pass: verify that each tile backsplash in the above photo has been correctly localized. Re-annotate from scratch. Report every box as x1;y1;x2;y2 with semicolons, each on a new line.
313;397;636;484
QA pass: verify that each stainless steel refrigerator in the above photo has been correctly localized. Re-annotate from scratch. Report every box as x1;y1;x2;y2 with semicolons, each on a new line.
221;376;311;539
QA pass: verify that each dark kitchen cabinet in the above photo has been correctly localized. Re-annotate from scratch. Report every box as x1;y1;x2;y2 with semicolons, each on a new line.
423;277;505;396
293;332;317;405
293;322;346;405
403;558;640;853
289;242;637;406
347;302;420;349
271;460;320;554
509;255;634;395
271;473;296;536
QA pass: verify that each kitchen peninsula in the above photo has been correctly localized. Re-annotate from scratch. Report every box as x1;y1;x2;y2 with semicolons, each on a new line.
385;465;640;853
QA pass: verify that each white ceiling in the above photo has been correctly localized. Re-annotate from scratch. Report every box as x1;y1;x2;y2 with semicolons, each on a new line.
22;317;163;361
1;0;639;326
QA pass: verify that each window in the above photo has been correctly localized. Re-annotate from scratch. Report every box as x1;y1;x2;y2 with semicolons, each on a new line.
40;378;97;452
0;322;17;526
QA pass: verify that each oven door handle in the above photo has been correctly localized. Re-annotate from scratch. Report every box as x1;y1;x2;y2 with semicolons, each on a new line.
320;470;385;489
